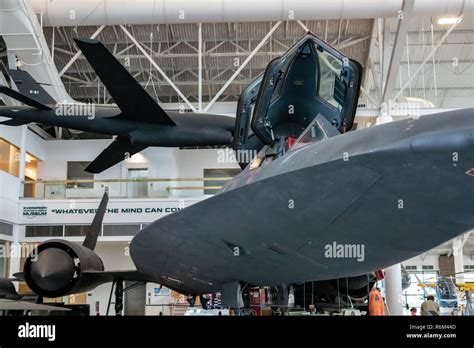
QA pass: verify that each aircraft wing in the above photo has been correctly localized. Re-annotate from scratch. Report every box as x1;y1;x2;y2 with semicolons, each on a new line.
82;270;151;283
0;299;71;311
455;283;474;291
85;136;148;173
82;270;197;295
0;86;51;110
74;38;176;126
0;118;30;126
418;283;436;288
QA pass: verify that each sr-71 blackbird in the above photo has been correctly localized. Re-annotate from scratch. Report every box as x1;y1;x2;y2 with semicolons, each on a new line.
0;39;234;173
9;33;474;310
130;34;474;305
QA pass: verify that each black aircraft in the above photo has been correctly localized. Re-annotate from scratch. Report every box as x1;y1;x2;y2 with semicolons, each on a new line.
127;34;474;307
15;189;378;313
0;39;234;173
12;33;474;311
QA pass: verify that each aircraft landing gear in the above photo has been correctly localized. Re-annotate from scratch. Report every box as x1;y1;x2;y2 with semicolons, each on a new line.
106;280;124;316
186;295;209;309
187;295;196;307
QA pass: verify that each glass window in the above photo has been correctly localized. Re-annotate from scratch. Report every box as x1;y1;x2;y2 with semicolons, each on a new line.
0;221;13;236
67;162;93;189
127;169;149;198
290;117;326;151
288;114;336;151
402;270;439;310
317;50;343;108
0;138;20;177
25;225;63;237
204;168;241;195
65;225;91;237
103;224;141;236
24;153;40;198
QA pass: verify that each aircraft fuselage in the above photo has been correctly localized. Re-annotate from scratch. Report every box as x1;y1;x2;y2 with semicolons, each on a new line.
0;105;234;146
130;108;474;294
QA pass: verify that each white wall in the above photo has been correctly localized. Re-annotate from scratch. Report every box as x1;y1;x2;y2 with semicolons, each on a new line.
0;171;20;223
0;123;240;202
35;139;239;198
38;139;123;181
0;125;45;222
37;140;239;180
176;149;238;176
0;124;46;160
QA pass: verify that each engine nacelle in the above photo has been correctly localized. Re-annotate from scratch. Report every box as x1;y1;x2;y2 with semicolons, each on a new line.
23;240;104;298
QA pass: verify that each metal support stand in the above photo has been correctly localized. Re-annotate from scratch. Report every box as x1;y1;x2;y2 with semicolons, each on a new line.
105;280;144;316
199;295;208;310
115;280;124;316
106;281;115;316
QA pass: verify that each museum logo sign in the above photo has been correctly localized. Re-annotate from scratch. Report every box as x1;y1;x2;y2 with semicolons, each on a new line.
22;206;47;218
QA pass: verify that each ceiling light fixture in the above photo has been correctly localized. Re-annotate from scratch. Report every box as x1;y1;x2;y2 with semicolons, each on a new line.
437;17;463;25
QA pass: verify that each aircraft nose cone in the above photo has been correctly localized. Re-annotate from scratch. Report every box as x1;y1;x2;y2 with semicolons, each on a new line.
30;248;75;292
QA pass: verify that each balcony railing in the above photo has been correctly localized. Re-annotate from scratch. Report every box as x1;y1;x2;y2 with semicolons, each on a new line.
21;177;233;199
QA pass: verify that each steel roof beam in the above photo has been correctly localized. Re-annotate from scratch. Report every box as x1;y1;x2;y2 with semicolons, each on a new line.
120;24;196;111
58;25;105;76
204;21;282;112
381;0;415;104
392;19;462;101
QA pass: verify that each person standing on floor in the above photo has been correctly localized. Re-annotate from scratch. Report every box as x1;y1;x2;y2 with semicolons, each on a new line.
420;295;440;316
368;286;385;316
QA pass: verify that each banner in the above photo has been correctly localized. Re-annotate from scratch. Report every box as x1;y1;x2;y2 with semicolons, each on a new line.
18;198;204;224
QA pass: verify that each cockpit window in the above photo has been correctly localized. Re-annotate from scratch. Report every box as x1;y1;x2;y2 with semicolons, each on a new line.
289;114;327;151
250;34;361;146
317;49;343;109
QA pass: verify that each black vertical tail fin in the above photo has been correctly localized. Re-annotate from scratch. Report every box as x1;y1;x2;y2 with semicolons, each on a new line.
73;38;175;126
9;69;56;105
83;191;109;250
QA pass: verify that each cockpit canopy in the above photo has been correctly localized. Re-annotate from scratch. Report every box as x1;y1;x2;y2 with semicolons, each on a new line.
233;33;362;168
